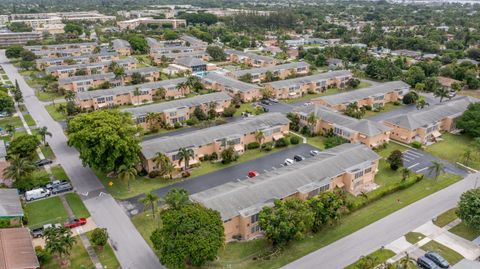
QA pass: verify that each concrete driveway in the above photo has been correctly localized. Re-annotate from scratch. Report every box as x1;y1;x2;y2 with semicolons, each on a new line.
402;149;469;177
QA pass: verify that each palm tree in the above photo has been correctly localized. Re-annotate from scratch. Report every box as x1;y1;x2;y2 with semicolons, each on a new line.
64;91;76;103
133;87;141;105
255;130;265;146
156;87;166;99
401;168;410;181
38;126;52;145
5;124;15;136
177;147;194;172
434;87;450;102
307;112;317;134
176;81;188;94
427;161;446;181
416;99;427;110
146;112;158;127
153;152;169;175
117;165;137;191
139;192;159;219
163;161;176;179
3;155;35;182
44;227;76;266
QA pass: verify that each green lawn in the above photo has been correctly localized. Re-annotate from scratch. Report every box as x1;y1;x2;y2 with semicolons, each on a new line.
233;103;264;117
25;196;68;228
426;133;480;170
0;116;23;128
23;114;36;126
306;135;326;150
51;165;69;181
374;142;409;158
420;241;464;265
449;222;480;241
203;173;461;269
35;90;64;102
132;209;161;250
365;103;402;118
345;248;395;269
283;88;341;104
433;208;458;227
65;193;90;218
405;232;426;244
86;231;120;269
43;236;95;269
45;103;67;121
40;145;55;159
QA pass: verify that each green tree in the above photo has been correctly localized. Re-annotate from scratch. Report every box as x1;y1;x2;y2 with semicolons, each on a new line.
4;124;15;136
238;73;252;83
345;102;366;119
356;255;378;269
433;87;450;102
456;103;480;138
255;130;265;146
221;146;238;164
308;191;344;232
44;227;76;266
401;168;411;181
0;91;14;113
177;147;194;172
163;29;178;40
164;188;190;209
150;203;224;268
89;228;108;251
307;112;317;134
117;165;137;191
405;66;426;87
127;35;148;54
140;192;159;219
37;126;52;145
64;23;84;36
427;161;445;181
2;155;35;182
8;134;40;158
324;135;346;149
67;110;140;172
206;46;225;61
386;150;403;171
457;188;480;231
259;198;314;246
402;91;419;105
5;45;24;58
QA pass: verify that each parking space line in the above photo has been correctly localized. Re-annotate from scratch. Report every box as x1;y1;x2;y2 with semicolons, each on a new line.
415;167;429;173
405;151;423;157
408;163;420;169
403;155;416;161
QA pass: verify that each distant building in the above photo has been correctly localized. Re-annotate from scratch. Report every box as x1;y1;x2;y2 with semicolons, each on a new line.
0;32;42;46
117;18;187;30
224;49;277;68
285;38;328;47
201;72;262;102
112;39;132;56
230;62;310;83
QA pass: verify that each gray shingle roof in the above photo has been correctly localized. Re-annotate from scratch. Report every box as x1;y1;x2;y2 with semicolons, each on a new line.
203;72;260;93
25;42;97;50
224;49;276;63
266;70;352;88
59;72;116;84
383;96;478;130
173;57;207;67
191;143;380;220
36;52;118;64
315;81;410;105
124;67;160;75
0;140;6;159
232;62;310;77
76;77;187;100
45;58;137;73
140;113;290;159
0;189;23;217
112;39;131;49
122;92;232;117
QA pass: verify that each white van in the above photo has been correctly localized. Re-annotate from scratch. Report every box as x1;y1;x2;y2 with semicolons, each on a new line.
25;188;51;201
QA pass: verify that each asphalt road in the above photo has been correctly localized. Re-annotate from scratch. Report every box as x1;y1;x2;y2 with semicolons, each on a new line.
282;172;480;269
0;51;163;269
402;148;468;177
124;143;318;213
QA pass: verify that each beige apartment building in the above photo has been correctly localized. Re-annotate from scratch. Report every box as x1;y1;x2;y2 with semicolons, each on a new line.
33;49;84;58
25;42;97;53
295;105;391;148
201;72;262;102
0;32;42;46
140;113;290;172
313;81;410;111
151;50;209;64
123;92;232;129
230;62;310;83
60;73;120;92
264;70;353;100
75;78;188;110
224;49;278;67
35;52;120;70
191;143;380;241
383;96;478;144
112;39;132;56
117;18;187;30
45;58;137;78
122;67;161;84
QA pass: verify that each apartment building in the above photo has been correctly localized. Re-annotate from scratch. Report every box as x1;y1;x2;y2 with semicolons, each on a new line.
230;62;310;83
10;11;115;22
35;52;120;70
264;70;353;100
313;81;410;111
117;18;187;30
383;96;478;144
123;67;161;83
10;16;63;28
202;72;262;102
140;113;290;172
224;49;277;68
76;78;188;110
170;57;209;73
112;39;132;56
295;105;391;148
26;42;97;53
45;58;137;78
191;143;380;241
151;50;209;64
0;32;42;46
123;92;232;128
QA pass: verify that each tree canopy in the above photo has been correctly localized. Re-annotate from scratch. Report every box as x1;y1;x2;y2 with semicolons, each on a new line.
457;188;480;231
8;134;40;159
456;103;480;138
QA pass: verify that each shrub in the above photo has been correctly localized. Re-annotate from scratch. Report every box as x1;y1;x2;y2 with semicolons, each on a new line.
138;169;148;177
275;137;289;147
210;152;218;160
290;136;300;145
261;141;274;151
173;122;182;129
364;105;372;111
221;147;239;164
181;171;191;178
393;101;401;106
300;126;311;136
324;135;346;149
201;154;210;161
186;116;199;126
411;141;422;149
148;170;160;178
386;150;403;170
247;142;260;149
222;105;236;117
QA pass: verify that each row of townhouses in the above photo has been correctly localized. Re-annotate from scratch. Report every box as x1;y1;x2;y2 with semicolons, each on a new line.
45;58;137;78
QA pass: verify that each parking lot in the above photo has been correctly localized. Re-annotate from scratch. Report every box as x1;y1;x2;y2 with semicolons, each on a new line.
402;149;469;177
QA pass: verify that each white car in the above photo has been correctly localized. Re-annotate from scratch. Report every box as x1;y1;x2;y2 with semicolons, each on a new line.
310;150;321;156
284;158;294;166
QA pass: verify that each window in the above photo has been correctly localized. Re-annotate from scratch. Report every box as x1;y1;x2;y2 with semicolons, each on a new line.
250;225;261;234
364;167;372;174
251;214;259;223
374;95;384;101
354;171;364;179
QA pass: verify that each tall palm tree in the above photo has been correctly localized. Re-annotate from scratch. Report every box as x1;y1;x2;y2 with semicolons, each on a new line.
434;87;450;102
3;155;35;182
307;112;317;134
44;227;76;266
153;152;168;175
427;161;446;181
139;192;159;219
146;112;158;127
177;147;194;172
38;126;52;145
133;87;141;105
176;81;188;94
163;161;176;179
255;130;265;146
117;165;137;191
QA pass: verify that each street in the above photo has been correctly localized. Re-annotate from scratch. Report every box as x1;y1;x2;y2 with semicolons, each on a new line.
0;50;164;269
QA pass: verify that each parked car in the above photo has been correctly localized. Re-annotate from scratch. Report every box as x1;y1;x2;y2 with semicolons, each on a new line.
35;159;53;167
247;170;259;178
268;98;279;103
425;252;450;268
45;180;68;190
261;99;271;105
31;228;44;238
51;183;73;195
310;150;321;156
448;91;456;98
284;158;294;166
43;223;62;230
417;256;441;269
64;218;87;228
303;101;313;106
241;112;253;118
0;111;9;118
293;155;305;162
25;188;51;201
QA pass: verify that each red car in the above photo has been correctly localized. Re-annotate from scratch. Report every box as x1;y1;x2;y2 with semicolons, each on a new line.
64;218;87;228
248;171;259;178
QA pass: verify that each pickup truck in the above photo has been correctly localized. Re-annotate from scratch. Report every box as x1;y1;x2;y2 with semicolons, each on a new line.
51;182;73;195
64;218;87;228
45;180;68;190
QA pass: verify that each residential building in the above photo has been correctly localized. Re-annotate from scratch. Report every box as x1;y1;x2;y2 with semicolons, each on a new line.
25;42;97;53
191;143;380;241
224;49;277;67
11;11;115;22
285;38;329;47
10;16;63;28
383;96;478;144
0;189;23;226
0;32;42;46
390;49;422;58
117;18;187;30
45;58;137;78
123;92;232;128
151;50;209;65
75;78;188;110
35;52;120;69
313;81;410;111
112;39;132;56
201;72;262;102
327;58;344;70
140;113;290;172
122;67;161;84
169;57;209;74
294;105;391;148
264;70;353;100
0;228;40;269
230;62;310;83
59;73;120;92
